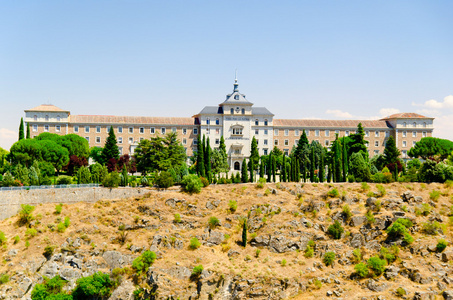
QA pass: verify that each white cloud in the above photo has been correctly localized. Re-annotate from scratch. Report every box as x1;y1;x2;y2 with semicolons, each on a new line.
412;95;453;110
0;128;17;150
325;109;353;118
378;108;400;117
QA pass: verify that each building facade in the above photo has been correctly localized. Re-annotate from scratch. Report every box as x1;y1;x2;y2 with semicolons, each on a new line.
24;80;434;170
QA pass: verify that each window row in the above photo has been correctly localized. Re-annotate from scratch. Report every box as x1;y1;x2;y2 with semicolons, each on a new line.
33;115;62;122
72;126;198;135
401;131;427;138
402;122;427;128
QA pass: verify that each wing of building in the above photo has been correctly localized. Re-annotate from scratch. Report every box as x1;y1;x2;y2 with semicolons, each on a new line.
24;81;434;170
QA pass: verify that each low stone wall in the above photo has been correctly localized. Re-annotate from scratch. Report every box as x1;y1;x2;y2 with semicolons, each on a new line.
0;187;150;220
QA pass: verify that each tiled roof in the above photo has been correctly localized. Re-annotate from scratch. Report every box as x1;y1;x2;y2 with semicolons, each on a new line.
274;119;390;129
382;113;431;119
70;115;195;126
25;104;69;113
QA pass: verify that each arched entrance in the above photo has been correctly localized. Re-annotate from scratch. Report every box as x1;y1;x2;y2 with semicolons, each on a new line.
234;161;240;170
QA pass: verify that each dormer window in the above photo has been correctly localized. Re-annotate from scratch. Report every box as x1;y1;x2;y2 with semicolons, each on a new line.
234;95;239;100
56;115;60;121
216;118;219;125
34;115;37;121
206;119;210;125
45;115;49;121
230;108;234;114
232;128;243;135
413;122;417;128
241;108;245;114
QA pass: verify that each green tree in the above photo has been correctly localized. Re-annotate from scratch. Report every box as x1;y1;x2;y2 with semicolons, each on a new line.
281;155;287;182
349;152;371;182
384;135;400;180
77;166;91;184
89;147;104;164
242;219;247;247
295;130;309;182
250;137;259;167
101;126;119;165
331;134;342;182
241;159;248;183
409;137;453;162
249;159;255;182
211;148;229;176
267;153;272;182
319;148;325;182
342;138;348;182
15;163;30;186
259;156;265;180
349;123;368;160
72;272;115;300
19;118;24;140
272;154;276;182
310;146;315;182
196;135;205;177
26;122;31;139
205;137;212;182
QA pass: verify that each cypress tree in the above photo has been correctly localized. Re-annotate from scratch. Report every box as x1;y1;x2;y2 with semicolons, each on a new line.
241;159;248;183
333;135;342;182
196;135;205;177
296;158;301;182
26;122;30;139
310;146;315;182
267;153;272;182
319;148;325;182
272;155;276;182
281;155;286;182
250;137;259;167
18;118;24;140
249;160;254;183
342;139;348;182
242;219;247;247
259;157;265;181
205;137;212;182
101;126;120;165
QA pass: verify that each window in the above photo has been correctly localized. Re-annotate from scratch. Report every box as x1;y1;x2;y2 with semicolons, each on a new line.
413;122;417;128
85;137;89;142
325;140;330;146
32;124;38;132
234;161;240;170
422;131;427;137
403;122;406;127
255;129;259;135
284;129;289;136
129;137;133;144
325;130;329;137
150;127;155;134
118;126;123;133
206;119;210;125
295;139;298;145
256;139;259;145
335;130;339;135
413;141;416;146
118;137;123;144
206;128;210;134
56;115;60;121
172;127;177;133
234;95;239;100
375;131;379;137
402;141;407;147
139;127;144;134
182;138;187;145
284;139;289;146
345;130;350;136
232;128;242;135
274;129;279;136
306;130;310;136
96;126;101;133
264;139;268;145
45;115;49;121
402;150;407;158
119;147;123;155
128;127;133;134
140;137;144;142
44;125;49;132
412;131;416;137
264;129;268;135
161;127;166;134
315;130;320;137
255;119;259;126
274;139;278;145
234;149;241;154
96;137;101;143
193;128;198;134
264;119;268;126
423;122;427;128
33;115;37;121
194;138;198;145
230;108;234;114
365;131;369;137
182;128;187;135
84;126;90;133
215;138;220;145
241;108;245;114
216;128;220;134
263;149;268;155
385;132;389;137
74;125;79;133
375;141;379;147
402;131;407;137
107;126;111;133
374;150;379;155
55;125;61;132
295;129;299;136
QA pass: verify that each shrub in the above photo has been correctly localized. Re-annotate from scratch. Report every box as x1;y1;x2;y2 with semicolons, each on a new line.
429;190;441;201
367;256;386;276
56;176;72;185
380;246;399;263
242;219;247;247
208;216;220;228
31;275;69;299
228;200;237;213
181;174;203;194
25;240;30;248
420;203;431;216
54;204;63;215
323;251;336;266
57;222;66;233
155;171;174;189
256;177;266;188
64;217;70;228
327;188;339;198
281;259;287;266
361;182;370;192
0;231;6;246
365;210;375;225
72;272;115;300
102;172;121;188
352;248;362;263
342;205;352;221
200;176;210;187
174;213;182;223
386;218;412;239
354;262;369;278
191;265;204;281
189;237;201;250
396;287;407;297
255;249;261;258
25;228;38;239
18;204;35;226
13;235;20;244
422;221;442;235
376;184;386;197
327;221;344;239
313;278;322;289
132;251;157;276
43;245;54;257
436;239;448;252
0;273;9;285
304;245;314;258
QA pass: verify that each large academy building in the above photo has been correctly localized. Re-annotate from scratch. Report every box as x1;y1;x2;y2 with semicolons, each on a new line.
25;80;434;171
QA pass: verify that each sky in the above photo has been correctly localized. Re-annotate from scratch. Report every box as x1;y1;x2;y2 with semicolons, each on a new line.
1;1;452;150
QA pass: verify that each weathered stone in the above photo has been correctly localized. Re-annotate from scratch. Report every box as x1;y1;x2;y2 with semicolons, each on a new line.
102;251;133;270
350;233;365;248
413;291;434;300
206;231;225;246
442;250;453;262
17;277;32;297
443;290;453;300
384;266;400;280
60;267;82;281
366;197;377;207
108;280;135;300
366;279;387;292
251;235;271;247
228;250;240;257
350;216;366;227
269;235;290;253
401;191;414;202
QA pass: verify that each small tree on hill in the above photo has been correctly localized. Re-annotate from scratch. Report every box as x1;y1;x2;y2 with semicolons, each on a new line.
26;122;30;139
18;118;24;140
101;126;119;166
241;159;248;183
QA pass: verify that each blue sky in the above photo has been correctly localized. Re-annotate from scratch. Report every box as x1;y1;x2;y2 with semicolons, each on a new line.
1;1;453;150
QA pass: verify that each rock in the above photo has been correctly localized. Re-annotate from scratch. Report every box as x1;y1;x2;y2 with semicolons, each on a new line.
384;266;400;280
228;250;240;257
269;235;290;253
350;233;365;248
401;191;414;202
17;277;32;297
366;279;387;292
73;237;81;248
206;199;220;210
163;266;192;280
442;250;453;262
41;261;59;278
326;290;333;297
7;249;17;257
102;251;133;270
206;231;225;246
413;291;434;300
251;235;271;247
108;280;135;300
443;290;453;300
59;267;82;281
366;197;377;207
174;240;184;250
350;216;366;227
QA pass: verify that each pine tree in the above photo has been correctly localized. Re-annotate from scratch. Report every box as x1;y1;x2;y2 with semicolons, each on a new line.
296;157;301;182
196;135;205;177
319;148;325;182
18;118;24;140
384;135;400;180
242;219;247;247
295;130;309;183
349;123;368;160
333;134;342;182
241;159;248;183
219;135;226;154
26;122;30;139
101;126;120;165
205;137;212;182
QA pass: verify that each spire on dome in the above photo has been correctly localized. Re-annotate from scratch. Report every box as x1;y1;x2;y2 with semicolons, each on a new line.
233;69;239;92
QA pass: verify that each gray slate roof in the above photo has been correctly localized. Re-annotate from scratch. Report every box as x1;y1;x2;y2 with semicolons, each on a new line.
252;107;274;116
197;106;223;115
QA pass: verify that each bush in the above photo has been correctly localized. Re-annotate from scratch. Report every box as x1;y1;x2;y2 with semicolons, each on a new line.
43;245;54;257
156;171;174;189
200;176;210;187
352;248;362;263
436;239;448;252
57;222;66;233
354;262;369;278
422;221;442;235
429;190;441;201
13;235;20;244
64;217;70;228
208;216;220;228
386;218;412;239
0;273;9;285
181;174;203;194
327;221;344;239
31;275;69;300
72;272;115;300
18;204;35;226
342;204;352;221
191;265;203;281
380;246;399;263
25;228;38;239
367;256;386;276
396;287;407;297
132;251;157;276
365;210;375;225
304;245;314;258
361;182;370;192
189;237;201;250
0;231;6;246
256;177;266;188
102;172;121;188
228;200;237;213
327;188;339;198
54;204;62;215
174;213;182;223
323;251;336;266
376;184;386;197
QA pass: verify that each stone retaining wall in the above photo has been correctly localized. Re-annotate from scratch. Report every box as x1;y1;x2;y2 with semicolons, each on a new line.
0;187;149;220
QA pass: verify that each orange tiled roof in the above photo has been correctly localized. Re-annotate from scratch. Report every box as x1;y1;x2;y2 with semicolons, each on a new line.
25;104;69;113
274;119;390;129
70;115;195;126
382;112;431;119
